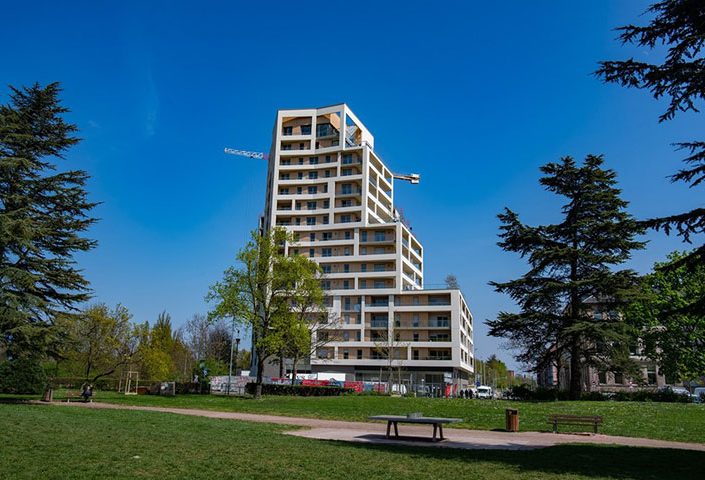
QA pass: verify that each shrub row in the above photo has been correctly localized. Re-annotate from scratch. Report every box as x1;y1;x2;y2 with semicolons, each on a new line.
507;384;691;403
245;382;353;396
0;358;47;394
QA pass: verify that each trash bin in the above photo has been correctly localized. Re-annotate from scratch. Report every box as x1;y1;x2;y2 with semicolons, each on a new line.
41;387;54;403
505;408;519;432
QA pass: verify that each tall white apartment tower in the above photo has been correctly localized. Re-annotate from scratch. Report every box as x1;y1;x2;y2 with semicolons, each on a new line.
261;104;474;390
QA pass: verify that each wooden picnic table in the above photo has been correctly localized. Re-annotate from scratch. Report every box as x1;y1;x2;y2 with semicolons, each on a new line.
368;415;462;441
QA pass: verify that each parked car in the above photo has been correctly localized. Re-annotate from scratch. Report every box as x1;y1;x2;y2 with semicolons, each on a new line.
476;386;493;399
691;387;705;403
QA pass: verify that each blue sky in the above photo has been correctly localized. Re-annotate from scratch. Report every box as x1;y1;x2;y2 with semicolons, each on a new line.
2;1;702;371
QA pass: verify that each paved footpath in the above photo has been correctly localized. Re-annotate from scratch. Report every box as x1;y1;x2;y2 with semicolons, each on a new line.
46;401;705;452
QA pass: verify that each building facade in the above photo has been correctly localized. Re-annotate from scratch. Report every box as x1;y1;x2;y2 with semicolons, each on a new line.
260;104;474;390
536;297;667;392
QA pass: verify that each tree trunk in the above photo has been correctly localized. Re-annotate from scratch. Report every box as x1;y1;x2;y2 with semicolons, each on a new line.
290;357;298;386
569;342;582;400
279;353;284;378
255;355;265;399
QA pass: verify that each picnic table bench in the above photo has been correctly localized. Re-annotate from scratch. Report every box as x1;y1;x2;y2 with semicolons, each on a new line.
368;415;462;441
549;414;603;434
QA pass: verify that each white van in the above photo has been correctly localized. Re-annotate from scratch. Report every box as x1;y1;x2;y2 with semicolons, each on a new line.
476;386;493;399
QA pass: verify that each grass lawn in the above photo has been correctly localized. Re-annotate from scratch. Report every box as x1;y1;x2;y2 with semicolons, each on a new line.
25;390;705;444
1;403;704;480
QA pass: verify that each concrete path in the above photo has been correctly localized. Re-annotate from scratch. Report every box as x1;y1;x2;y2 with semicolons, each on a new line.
45;401;705;452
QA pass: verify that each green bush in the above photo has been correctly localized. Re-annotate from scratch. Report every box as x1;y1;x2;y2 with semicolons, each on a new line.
0;358;48;394
507;384;691;403
245;383;353;396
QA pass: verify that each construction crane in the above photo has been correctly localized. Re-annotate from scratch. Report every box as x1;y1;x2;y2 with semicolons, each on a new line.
224;147;268;160
224;146;420;184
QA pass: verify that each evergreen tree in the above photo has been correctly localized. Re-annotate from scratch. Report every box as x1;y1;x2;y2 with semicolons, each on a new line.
0;83;97;357
596;0;705;290
487;155;645;399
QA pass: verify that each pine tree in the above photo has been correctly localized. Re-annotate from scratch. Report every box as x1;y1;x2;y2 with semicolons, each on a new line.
0;82;97;358
487;155;645;399
595;0;705;288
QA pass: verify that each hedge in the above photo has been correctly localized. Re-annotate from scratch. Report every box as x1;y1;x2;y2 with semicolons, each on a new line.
0;358;48;394
245;382;353;396
507;384;692;403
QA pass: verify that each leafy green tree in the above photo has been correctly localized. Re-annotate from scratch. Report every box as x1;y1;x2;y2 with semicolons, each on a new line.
0;82;97;357
596;0;705;285
626;251;705;381
487;155;645;399
58;304;138;383
207;228;323;399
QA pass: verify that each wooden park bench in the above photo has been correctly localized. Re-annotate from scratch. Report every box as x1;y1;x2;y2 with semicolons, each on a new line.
549;414;603;434
368;415;462;442
64;390;94;403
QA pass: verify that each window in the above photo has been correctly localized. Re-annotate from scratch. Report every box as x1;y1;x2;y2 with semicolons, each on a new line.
322;215;329;225
341;215;352;223
342;168;353;176
296;187;303;194
325;155;331;163
343;264;350;273
344;231;351;240
309;156;318;165
344;247;351;256
360;264;367;272
341;199;352;207
322;248;332;257
300;125;311;135
299;143;305;150
298;158;304;165
413;350;419;360
343;280;350;289
309;249;315;258
374;264;385;272
308;171;318;179
322;232;332;241
307;201;316;210
412;314;420;327
343;350;349;359
361;231;368;242
308;186;317;194
282;144;291;150
280;188;289;195
281;159;291;165
374;280;385;289
614;372;624;385
297;172;304;179
325;170;331;178
321;265;331;274
361;247;367;254
342;154;354;165
283;126;293;135
306;217;316;226
360;280;366;288
356;331;361;341
375;232;386;242
281;173;290;180
413;333;419;342
647;368;657;385
357;350;363;360
341;184;352;194
322;281;331;291
374;247;385;254
598;371;607;384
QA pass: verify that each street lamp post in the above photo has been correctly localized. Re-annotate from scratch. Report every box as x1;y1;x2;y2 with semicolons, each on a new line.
227;321;240;396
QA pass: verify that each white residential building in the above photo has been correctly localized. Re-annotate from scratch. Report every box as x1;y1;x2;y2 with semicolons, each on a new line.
261;104;474;389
